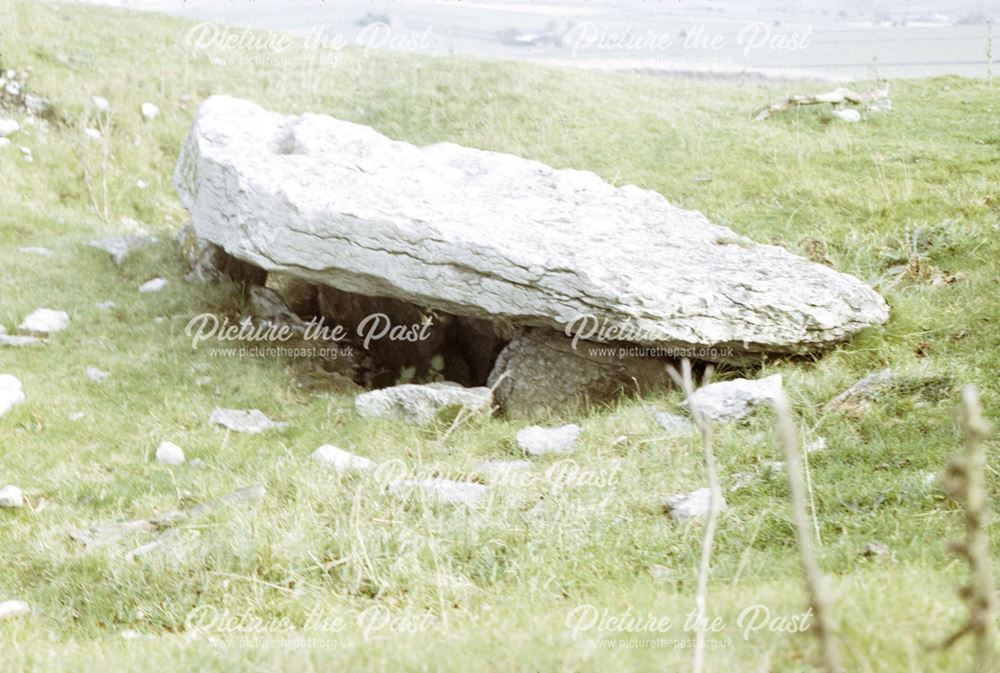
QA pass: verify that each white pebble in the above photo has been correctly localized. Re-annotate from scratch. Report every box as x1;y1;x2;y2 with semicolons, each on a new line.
140;102;159;120
0;374;25;418
832;108;861;123
0;600;29;620
139;278;168;293
19;308;69;334
155;441;185;465
0;485;24;508
311;445;375;472
85;366;110;383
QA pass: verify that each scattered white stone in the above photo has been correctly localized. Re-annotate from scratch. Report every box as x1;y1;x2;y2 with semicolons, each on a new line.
0;374;25;417
68;411;86;421
85;366;110;383
686;374;783;423
0;333;43;347
832;108;861;123
763;460;785;474
390;478;486;506
355;382;492;426
140;102;159;120
120;629;142;640
136;179;147;189
516;424;581;457
0;485;24;508
0;600;29;620
0;118;19;137
84;127;101;141
86;235;157;266
138;277;168;293
19;146;32;162
95;300;116;309
0;137;9;148
653;411;696;436
155;441;185;466
91;96;110;112
209;408;288;434
729;472;755;492
664;488;725;523
194;376;212;387
805;437;827;454
311;445;375;472
18;246;52;255
18;308;70;334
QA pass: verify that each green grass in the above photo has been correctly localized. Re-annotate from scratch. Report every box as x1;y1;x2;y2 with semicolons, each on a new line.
2;0;999;670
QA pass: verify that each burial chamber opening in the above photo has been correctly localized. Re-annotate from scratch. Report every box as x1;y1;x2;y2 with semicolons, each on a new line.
222;255;730;415
259;274;512;390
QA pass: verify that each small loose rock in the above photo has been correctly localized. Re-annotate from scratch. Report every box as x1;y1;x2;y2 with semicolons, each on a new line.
311;445;375;472
155;441;185;466
0;485;24;508
85;366;110;383
355;382;492;426
832;109;861;123
390;478;486;506
516;424;581;457
664;487;725;523
139;277;168;293
18;307;69;334
0;118;19;137
87;235;157;266
0;374;25;418
0;600;29;621
653;411;696;436
687;374;783;423
209;408;288;434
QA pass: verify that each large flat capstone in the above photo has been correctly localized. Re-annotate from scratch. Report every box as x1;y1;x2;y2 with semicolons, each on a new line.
174;96;888;357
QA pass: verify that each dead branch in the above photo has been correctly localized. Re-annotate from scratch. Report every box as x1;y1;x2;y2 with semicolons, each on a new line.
666;359;720;673
772;390;842;673
940;385;997;672
754;84;889;121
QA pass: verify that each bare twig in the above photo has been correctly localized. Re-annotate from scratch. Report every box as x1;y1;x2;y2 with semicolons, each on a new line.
772;391;841;673
666;359;720;673
940;385;997;672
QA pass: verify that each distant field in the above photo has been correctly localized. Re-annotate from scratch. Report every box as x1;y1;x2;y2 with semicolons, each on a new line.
2;0;1000;671
75;0;1000;80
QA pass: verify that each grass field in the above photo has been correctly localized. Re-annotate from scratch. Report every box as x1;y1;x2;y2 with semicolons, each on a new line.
1;0;999;671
